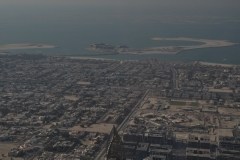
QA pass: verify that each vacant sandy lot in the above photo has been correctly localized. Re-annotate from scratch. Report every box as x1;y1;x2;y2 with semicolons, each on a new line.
64;95;79;101
77;81;91;85
0;143;22;160
217;129;233;137
208;87;233;93
218;107;240;116
70;123;114;134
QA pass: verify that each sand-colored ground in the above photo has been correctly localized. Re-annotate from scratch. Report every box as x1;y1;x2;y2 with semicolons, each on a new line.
169;105;200;112
77;81;91;85
218;107;240;116
88;37;238;55
64;95;79;101
0;43;55;50
175;132;217;142
70;123;114;134
70;56;115;61
0;143;22;160
208;87;233;93
130;96;239;145
216;129;233;137
127;37;238;55
174;132;189;141
199;61;239;67
220;119;239;129
152;37;237;47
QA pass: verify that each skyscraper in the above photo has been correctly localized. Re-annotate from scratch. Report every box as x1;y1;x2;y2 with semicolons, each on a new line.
106;126;125;160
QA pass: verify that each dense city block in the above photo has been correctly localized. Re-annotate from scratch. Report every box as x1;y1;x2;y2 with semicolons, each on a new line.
0;54;240;160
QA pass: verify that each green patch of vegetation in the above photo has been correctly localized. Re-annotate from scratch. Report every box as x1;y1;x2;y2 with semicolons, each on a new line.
189;102;199;106
169;101;186;106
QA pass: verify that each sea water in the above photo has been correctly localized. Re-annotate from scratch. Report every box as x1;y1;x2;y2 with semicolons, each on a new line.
0;1;240;64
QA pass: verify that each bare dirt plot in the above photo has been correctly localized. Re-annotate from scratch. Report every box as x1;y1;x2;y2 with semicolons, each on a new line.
217;129;233;137
174;132;189;141
141;97;160;110
169;100;199;107
0;143;22;160
218;107;240;116
208;87;233;93
219;117;239;128
169;101;187;106
220;120;238;129
77;81;91;85
169;105;200;113
70;123;114;134
64;95;79;101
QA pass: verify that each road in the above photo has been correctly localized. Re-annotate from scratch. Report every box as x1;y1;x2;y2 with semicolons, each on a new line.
171;68;179;89
118;89;149;131
94;89;149;160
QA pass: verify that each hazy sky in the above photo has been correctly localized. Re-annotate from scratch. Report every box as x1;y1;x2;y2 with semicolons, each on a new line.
0;0;239;17
1;0;240;9
0;0;240;28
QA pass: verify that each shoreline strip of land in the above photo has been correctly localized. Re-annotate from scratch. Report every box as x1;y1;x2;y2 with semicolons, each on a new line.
0;43;55;51
88;37;239;55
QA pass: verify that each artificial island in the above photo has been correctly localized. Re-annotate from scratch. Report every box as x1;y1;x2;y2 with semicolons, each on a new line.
88;37;238;55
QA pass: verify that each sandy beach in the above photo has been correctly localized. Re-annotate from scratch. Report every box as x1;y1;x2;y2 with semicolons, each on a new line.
0;43;55;51
0;52;8;55
124;37;238;55
139;37;238;55
88;37;238;55
199;61;239;67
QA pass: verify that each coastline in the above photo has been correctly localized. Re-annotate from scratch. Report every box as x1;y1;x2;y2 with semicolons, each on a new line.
150;37;238;54
88;37;238;55
68;56;141;62
69;56;118;61
197;61;240;67
69;57;240;67
0;43;55;51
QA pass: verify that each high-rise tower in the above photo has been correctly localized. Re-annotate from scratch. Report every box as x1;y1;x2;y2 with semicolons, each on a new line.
106;126;125;160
